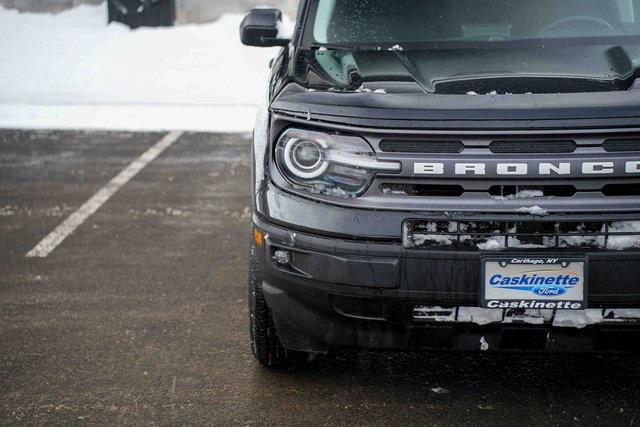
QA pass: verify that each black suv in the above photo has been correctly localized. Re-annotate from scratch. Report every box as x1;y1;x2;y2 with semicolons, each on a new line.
241;0;640;368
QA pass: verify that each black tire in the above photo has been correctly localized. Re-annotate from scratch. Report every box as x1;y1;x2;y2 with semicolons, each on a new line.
248;234;310;369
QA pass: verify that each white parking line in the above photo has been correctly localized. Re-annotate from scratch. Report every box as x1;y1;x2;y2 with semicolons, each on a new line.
26;131;184;258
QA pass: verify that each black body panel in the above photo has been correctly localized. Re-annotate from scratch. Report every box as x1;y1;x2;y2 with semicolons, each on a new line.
271;83;640;130
255;216;640;353
257;216;640;306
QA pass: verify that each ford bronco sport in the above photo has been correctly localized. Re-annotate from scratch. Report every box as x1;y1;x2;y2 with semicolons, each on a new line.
240;0;640;368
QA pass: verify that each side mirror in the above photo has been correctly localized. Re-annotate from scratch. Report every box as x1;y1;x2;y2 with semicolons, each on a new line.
240;8;289;47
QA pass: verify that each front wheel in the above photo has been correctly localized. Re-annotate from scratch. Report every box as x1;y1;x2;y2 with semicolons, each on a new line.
248;234;310;369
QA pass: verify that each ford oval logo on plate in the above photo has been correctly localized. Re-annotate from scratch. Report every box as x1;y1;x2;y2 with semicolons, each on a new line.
532;285;567;296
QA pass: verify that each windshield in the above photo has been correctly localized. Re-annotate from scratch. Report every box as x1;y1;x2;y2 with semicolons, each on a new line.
310;0;640;45
300;0;640;94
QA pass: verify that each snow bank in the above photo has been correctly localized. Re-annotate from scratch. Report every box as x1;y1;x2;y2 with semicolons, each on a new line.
0;4;283;132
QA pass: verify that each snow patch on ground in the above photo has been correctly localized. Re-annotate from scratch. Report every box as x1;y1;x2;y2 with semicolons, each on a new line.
0;104;258;132
0;4;282;132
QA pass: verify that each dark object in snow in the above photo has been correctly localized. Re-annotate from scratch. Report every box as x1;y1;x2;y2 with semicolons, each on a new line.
108;0;175;29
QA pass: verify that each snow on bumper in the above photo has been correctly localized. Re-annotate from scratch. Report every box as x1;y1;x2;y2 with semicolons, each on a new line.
414;306;640;329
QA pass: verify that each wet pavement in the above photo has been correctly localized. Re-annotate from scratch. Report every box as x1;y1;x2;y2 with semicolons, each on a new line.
1;129;639;424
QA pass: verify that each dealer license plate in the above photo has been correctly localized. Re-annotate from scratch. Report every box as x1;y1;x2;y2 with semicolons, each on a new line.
481;257;587;310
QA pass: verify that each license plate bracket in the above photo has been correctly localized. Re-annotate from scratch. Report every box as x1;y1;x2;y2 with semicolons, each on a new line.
481;256;588;310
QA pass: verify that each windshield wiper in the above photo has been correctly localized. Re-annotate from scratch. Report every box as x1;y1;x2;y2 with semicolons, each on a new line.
628;64;640;89
605;46;640;89
389;50;433;93
309;43;433;93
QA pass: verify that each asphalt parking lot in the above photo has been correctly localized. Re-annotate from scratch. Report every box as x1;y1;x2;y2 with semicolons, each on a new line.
2;129;640;425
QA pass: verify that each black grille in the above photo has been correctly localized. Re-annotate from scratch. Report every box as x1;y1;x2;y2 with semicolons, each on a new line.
602;184;640;196
379;139;463;153
603;138;640;152
331;295;384;319
379;184;638;198
490;140;576;153
404;219;640;251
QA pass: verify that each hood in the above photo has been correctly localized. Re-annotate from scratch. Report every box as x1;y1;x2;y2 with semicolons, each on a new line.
295;45;639;94
270;82;640;130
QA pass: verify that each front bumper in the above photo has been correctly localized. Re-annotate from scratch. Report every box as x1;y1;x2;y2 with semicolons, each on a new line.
254;215;640;353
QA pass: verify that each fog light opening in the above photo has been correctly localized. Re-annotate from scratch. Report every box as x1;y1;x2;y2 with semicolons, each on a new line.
273;249;291;265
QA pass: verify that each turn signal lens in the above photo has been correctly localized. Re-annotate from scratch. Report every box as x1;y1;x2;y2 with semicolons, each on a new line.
253;228;264;246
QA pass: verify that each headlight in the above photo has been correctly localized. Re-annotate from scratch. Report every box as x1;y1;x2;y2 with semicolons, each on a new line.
283;138;329;179
275;129;400;198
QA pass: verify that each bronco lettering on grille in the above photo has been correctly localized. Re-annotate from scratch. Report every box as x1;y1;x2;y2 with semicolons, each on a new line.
413;161;640;176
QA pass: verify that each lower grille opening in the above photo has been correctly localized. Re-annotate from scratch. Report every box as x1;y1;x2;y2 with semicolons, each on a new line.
380;183;464;197
331;295;384;319
404;219;640;251
602;184;640;197
489;185;576;198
